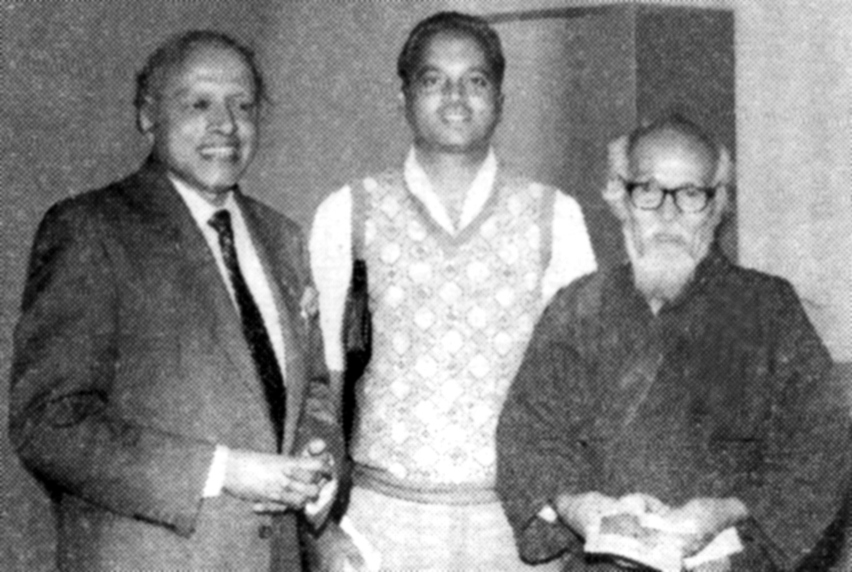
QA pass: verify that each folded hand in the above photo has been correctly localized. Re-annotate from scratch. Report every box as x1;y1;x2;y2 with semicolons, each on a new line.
661;498;747;556
223;447;333;511
554;491;624;537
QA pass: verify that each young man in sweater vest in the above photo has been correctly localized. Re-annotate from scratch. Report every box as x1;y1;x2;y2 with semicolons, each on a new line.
308;12;596;571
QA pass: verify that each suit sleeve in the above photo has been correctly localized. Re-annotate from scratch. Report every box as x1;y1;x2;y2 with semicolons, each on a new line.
9;202;216;537
496;289;590;564
732;280;851;570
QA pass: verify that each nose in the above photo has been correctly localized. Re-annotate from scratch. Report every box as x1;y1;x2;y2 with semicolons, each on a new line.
208;102;236;134
659;192;679;221
442;78;466;100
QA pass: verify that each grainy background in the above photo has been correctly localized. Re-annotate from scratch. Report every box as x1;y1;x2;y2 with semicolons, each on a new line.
3;0;850;568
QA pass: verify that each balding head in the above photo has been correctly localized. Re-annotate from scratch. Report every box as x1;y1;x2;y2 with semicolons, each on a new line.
628;118;718;172
629;127;717;186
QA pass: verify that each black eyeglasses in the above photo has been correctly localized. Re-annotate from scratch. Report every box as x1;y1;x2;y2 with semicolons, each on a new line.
620;177;717;213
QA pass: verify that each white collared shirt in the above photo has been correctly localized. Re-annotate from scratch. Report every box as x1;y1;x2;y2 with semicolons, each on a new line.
171;176;287;377
170;176;287;498
309;148;598;372
404;147;499;235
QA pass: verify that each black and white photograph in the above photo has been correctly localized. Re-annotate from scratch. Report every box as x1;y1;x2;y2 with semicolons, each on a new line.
2;1;850;570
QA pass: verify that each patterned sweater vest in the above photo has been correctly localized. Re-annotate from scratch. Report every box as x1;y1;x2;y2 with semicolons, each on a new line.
351;169;554;487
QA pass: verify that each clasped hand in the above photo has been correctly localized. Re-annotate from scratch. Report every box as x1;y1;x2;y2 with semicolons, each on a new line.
223;438;335;513
556;492;747;557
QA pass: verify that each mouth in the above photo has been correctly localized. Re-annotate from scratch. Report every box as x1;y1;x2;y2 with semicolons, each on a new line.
199;144;240;160
651;233;687;245
440;107;472;123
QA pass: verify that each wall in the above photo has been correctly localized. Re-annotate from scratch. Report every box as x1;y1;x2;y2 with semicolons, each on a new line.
3;0;850;568
736;0;852;361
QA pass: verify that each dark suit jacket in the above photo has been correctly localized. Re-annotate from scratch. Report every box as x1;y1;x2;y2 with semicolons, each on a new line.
9;159;343;571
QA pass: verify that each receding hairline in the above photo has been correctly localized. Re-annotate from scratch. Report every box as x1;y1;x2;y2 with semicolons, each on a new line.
628;126;720;177
628;118;720;165
151;41;250;93
167;43;253;80
135;31;266;110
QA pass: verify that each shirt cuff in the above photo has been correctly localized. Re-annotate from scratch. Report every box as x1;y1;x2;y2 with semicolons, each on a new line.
538;503;559;523
202;445;230;498
305;478;338;519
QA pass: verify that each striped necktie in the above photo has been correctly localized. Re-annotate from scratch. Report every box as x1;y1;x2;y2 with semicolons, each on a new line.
209;209;286;449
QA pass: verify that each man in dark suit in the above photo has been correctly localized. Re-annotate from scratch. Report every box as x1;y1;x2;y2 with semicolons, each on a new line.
9;30;343;570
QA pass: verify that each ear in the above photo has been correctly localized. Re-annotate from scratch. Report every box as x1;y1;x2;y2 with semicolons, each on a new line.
713;145;734;186
708;145;734;221
397;89;407;111
607;135;630;181
136;97;156;139
600;135;632;222
710;183;731;223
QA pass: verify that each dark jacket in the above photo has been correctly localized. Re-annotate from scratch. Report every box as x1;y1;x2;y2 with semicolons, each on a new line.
9;159;343;570
497;250;851;571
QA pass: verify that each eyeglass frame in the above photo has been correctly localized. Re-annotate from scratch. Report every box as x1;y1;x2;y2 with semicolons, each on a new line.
619;176;719;213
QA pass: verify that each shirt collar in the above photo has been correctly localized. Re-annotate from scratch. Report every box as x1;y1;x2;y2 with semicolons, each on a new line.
169;175;239;230
403;147;498;234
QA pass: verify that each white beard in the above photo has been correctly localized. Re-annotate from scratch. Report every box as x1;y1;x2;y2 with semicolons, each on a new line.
624;222;713;306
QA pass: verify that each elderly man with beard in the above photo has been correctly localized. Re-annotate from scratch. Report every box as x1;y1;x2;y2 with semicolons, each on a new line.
496;117;851;571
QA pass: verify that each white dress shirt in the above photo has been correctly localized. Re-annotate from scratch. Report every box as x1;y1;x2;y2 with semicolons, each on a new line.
309;148;598;372
171;176;287;497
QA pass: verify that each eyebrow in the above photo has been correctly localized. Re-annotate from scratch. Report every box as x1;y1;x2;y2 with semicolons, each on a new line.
621;176;714;190
415;65;441;75
414;64;493;77
465;67;492;77
170;84;254;97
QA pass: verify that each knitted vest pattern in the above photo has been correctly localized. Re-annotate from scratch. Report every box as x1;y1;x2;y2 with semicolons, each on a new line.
351;170;552;486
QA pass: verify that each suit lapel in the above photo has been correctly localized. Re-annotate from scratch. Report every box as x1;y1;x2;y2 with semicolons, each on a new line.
128;162;268;409
129;161;308;450
237;195;308;454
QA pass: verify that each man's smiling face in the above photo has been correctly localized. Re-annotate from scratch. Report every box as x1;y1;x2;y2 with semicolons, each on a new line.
140;43;258;202
403;31;502;155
